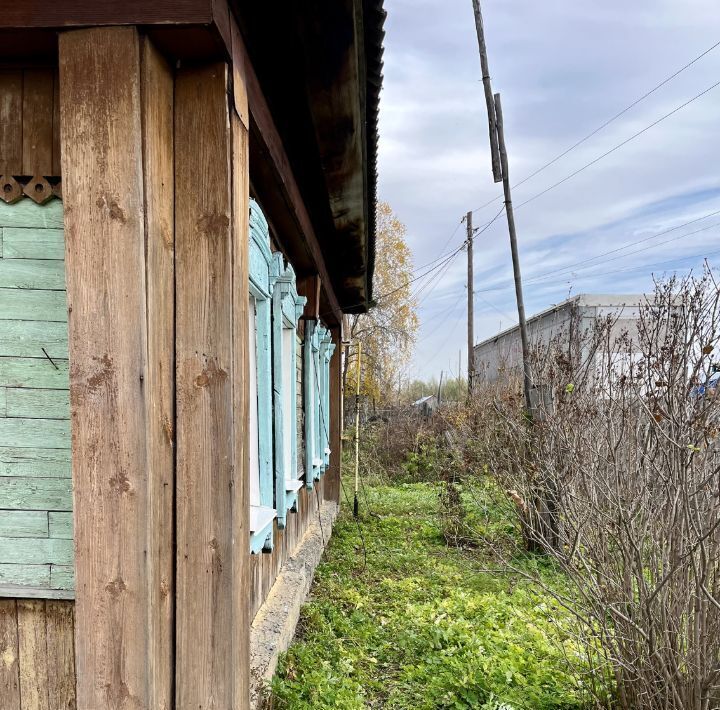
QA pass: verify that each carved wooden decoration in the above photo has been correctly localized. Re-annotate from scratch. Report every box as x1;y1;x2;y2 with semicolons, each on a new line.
23;175;54;204
0;175;62;204
0;175;23;203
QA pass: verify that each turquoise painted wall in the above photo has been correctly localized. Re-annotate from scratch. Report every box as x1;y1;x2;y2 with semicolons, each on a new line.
0;199;73;598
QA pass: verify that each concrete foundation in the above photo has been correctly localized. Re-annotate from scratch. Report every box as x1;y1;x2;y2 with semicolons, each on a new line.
250;500;339;707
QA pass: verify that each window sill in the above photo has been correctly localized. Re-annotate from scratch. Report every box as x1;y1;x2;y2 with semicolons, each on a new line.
250;505;276;554
285;479;304;493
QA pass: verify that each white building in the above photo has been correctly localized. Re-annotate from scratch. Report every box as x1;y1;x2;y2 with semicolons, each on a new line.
473;294;645;383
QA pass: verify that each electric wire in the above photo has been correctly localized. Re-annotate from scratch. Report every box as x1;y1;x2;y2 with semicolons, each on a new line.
513;79;720;211
470;38;720;215
521;208;720;284
473;209;720;293
525;221;720;287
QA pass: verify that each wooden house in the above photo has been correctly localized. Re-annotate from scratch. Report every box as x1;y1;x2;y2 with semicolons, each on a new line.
0;2;384;708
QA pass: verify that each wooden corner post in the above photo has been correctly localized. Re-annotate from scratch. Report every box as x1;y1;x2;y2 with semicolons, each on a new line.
175;60;250;708
59;27;175;709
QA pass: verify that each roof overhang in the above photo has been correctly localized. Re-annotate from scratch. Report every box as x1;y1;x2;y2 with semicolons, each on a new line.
0;0;384;315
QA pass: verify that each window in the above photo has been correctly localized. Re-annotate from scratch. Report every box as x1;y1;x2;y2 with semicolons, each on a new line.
270;256;306;526
320;331;336;470
304;321;335;485
249;200;276;554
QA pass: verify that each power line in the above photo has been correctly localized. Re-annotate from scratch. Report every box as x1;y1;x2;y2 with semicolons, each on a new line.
521;208;720;284
551;246;720;283
476;244;720;296
467;208;720;296
514;79;720;210
526;221;720;286
470;38;720;215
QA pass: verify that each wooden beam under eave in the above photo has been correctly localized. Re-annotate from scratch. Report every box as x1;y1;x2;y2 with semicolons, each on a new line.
59;26;174;709
0;1;214;28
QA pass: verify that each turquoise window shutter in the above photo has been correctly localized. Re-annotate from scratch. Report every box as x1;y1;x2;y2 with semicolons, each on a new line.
248;200;276;553
304;320;317;489
270;254;306;527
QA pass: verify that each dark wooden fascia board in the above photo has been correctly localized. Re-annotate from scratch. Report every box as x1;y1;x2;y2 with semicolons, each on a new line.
0;1;215;28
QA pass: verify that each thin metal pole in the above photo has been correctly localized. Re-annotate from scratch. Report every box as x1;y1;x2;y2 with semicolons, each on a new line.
466;211;475;394
353;341;362;517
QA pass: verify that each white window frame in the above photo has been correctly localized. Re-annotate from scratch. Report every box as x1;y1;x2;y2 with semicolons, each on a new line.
248;200;276;554
270;254;306;526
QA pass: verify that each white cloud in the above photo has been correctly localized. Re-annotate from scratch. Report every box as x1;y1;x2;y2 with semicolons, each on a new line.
378;0;720;378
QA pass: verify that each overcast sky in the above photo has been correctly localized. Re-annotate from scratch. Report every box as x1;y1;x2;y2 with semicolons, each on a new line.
376;0;720;380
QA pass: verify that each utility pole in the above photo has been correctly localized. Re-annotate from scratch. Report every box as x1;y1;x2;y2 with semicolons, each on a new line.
470;0;532;414
466;211;475;394
494;95;532;413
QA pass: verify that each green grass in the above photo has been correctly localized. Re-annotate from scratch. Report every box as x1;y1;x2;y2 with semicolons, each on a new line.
271;480;596;709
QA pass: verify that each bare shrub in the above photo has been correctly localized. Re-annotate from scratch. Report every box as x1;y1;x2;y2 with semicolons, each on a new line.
473;269;720;709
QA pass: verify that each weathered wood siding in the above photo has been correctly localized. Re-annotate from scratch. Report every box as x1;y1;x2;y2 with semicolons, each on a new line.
59;27;175;709
0;69;61;177
0;199;72;598
0;598;76;710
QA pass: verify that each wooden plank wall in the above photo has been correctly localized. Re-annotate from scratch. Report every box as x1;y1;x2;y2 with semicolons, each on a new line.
0;69;60;176
0;198;72;597
0;598;76;710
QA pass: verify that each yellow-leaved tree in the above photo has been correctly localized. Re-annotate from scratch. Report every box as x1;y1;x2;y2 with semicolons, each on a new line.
343;202;418;409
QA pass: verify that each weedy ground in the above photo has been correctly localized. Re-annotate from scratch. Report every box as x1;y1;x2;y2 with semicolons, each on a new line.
271;478;596;709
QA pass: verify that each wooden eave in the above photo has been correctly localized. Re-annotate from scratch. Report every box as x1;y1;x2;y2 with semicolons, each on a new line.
0;0;384;317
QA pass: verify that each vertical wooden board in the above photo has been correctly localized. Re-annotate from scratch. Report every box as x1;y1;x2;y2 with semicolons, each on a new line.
0;599;20;710
22;69;55;176
59;27;151;709
44;600;76;710
175;62;234;709
17;599;49;710
141;37;174;710
231;110;251;706
0;72;22;176
52;72;61;177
